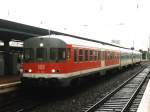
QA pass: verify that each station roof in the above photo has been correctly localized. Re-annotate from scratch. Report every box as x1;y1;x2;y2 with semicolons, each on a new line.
0;19;132;50
0;19;49;42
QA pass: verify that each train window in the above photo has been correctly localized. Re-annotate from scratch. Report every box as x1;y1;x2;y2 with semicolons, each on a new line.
101;51;104;60
24;48;34;62
112;52;114;59
49;48;57;61
94;51;97;61
116;54;118;59
98;51;101;60
85;50;88;61
107;52;110;60
74;49;77;62
49;48;66;62
36;48;47;61
79;49;83;55
109;52;111;60
66;48;70;60
58;48;66;61
79;49;83;61
105;52;108;60
90;50;93;61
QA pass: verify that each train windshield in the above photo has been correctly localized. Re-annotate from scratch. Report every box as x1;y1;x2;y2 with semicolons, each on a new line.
24;48;34;62
36;48;47;61
24;48;67;62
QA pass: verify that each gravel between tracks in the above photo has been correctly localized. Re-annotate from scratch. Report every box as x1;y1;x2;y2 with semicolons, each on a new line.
29;62;149;112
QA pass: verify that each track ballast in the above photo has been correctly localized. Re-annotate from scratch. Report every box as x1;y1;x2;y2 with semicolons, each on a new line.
82;66;150;112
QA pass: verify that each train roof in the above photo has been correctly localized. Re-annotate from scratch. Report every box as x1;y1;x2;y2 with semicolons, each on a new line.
24;36;66;48
49;35;136;53
25;35;141;54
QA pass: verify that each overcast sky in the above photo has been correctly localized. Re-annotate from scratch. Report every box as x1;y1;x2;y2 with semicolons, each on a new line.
0;0;150;50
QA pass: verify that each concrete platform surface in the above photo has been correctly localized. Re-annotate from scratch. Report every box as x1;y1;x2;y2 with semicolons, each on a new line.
0;75;20;85
137;80;150;112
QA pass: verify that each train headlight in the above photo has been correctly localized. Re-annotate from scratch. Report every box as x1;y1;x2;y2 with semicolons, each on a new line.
28;69;32;73
51;69;56;73
40;43;44;47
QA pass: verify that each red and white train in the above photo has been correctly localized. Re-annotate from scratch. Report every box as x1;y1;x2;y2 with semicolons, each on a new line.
21;35;142;87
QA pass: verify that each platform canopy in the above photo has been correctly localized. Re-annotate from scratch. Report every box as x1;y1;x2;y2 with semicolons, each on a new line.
0;19;49;42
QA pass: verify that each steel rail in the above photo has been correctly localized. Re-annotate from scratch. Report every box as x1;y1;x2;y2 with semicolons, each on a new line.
84;66;146;112
121;71;148;112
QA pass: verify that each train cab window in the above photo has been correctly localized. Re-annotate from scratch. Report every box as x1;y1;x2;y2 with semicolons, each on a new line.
74;49;77;62
90;50;93;61
24;48;34;62
36;48;47;61
85;50;88;61
79;49;83;61
49;48;57;61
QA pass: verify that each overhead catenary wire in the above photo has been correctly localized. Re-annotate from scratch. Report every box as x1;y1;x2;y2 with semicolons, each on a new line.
49;30;132;50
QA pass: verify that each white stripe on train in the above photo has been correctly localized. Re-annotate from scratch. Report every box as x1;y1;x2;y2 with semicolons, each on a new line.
23;64;120;79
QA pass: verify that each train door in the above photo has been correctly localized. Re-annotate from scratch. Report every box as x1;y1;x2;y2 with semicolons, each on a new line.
101;50;105;68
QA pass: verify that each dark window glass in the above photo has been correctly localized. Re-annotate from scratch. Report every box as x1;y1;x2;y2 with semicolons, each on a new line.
110;52;113;60
79;49;83;61
24;48;34;62
58;48;66;61
104;51;106;60
50;48;57;61
85;50;88;61
79;49;83;55
49;48;66;62
98;51;101;60
79;56;83;61
94;51;97;61
66;48;71;60
106;52;108;60
36;48;47;61
90;50;93;61
101;51;104;60
74;49;77;62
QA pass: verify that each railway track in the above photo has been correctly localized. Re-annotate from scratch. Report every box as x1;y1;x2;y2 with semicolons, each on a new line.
0;89;48;112
82;65;150;112
128;78;149;112
0;63;148;112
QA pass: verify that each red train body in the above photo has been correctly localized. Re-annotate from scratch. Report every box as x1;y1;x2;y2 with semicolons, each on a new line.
21;35;142;87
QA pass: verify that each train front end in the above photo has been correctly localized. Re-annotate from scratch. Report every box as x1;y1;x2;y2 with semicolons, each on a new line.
21;36;70;87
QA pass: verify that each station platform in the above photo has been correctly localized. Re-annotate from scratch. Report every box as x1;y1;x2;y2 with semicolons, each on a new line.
0;75;20;85
0;75;21;93
137;80;150;112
